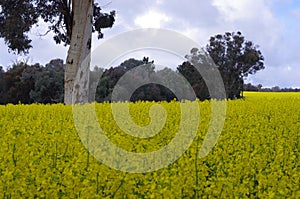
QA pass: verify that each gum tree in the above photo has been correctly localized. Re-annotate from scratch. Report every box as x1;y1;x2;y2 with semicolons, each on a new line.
207;32;264;99
0;0;115;103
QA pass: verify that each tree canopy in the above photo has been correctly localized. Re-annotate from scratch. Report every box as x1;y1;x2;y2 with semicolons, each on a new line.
94;57;176;102
206;31;265;99
0;0;115;54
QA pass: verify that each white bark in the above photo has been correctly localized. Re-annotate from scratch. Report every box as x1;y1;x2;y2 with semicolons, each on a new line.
64;0;93;104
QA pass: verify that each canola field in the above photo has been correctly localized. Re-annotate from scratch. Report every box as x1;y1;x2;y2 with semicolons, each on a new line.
0;92;299;198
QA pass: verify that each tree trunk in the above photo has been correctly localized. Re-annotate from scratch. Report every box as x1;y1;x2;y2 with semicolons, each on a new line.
64;0;93;104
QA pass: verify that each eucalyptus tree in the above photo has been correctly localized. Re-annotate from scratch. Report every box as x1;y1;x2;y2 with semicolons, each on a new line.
0;0;115;103
206;32;264;99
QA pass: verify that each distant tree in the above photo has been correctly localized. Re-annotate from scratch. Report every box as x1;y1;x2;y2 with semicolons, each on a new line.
257;84;263;91
119;59;178;102
155;68;179;101
0;0;115;104
280;87;300;92
28;59;65;103
3;62;34;104
242;83;300;92
177;47;226;101
177;61;209;101
93;57;177;102
271;86;280;92
95;58;146;102
126;62;156;102
244;83;259;91
119;58;146;71
20;63;42;101
206;31;265;99
260;87;272;92
95;66;126;102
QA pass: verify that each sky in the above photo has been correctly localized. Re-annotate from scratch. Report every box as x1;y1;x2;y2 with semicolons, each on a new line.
0;0;299;88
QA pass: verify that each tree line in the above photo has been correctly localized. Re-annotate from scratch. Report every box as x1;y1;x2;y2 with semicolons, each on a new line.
1;31;273;104
0;59;64;104
0;57;296;105
244;83;300;92
0;57;177;104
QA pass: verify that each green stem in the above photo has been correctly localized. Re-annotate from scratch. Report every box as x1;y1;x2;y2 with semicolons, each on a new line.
53;142;58;168
194;136;200;198
85;127;90;171
96;173;99;195
12;143;17;167
111;175;126;198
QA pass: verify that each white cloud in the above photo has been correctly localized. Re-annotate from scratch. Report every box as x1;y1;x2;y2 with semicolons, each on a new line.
155;0;164;5
180;28;211;47
212;0;282;47
134;10;171;28
212;0;272;22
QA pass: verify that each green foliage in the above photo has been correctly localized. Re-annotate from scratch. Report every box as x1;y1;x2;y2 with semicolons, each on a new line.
94;57;176;102
177;61;209;101
28;59;64;103
0;0;39;54
0;59;64;104
2;62;34;104
0;0;115;53
206;31;265;99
